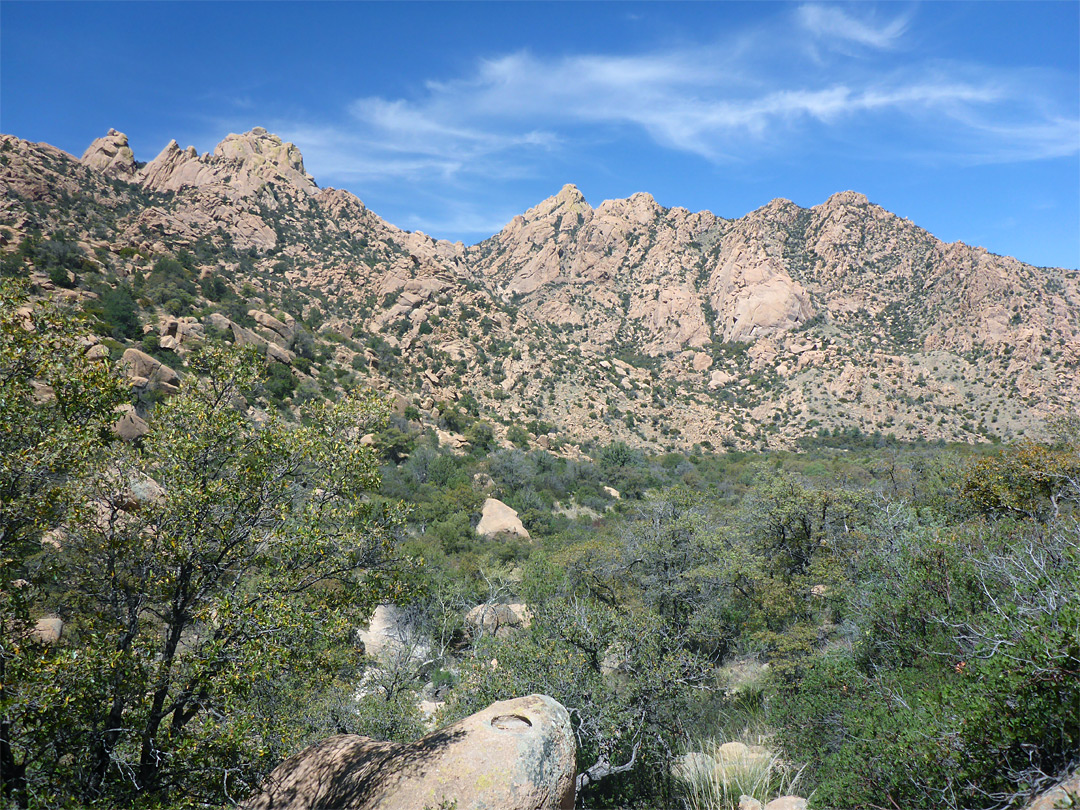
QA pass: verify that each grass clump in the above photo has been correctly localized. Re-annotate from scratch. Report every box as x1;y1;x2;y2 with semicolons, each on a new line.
674;738;805;810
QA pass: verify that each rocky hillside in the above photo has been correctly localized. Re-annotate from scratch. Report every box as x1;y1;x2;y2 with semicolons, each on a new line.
1;127;1077;452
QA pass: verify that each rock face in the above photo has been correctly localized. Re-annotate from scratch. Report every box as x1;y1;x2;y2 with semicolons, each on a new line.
3;127;1078;453
241;694;576;810
138;127;317;197
80;129;137;180
476;498;530;539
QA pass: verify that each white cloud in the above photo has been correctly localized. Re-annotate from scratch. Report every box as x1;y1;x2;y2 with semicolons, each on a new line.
797;4;910;49
273;12;1076;190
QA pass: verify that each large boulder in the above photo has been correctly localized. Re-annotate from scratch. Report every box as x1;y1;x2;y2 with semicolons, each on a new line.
241;694;575;810
113;410;150;442
476;498;530;539
249;309;295;345
31;616;64;644
120;348;180;393
465;602;531;638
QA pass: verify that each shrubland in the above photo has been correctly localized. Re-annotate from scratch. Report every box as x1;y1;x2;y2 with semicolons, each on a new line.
1;279;1076;809
366;420;1077;809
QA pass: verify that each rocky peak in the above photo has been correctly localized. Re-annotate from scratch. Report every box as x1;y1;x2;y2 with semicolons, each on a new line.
526;183;593;221
138;140;204;192
554;182;587;206
135;128;317;197
595;191;662;226
820;190;870;209
80;129;137;180
212;128;317;195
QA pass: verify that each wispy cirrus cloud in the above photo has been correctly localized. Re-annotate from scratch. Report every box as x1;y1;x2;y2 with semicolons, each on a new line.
797;4;911;50
253;2;1077;245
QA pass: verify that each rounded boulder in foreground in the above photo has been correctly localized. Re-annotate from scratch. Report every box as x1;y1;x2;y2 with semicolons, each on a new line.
242;694;575;810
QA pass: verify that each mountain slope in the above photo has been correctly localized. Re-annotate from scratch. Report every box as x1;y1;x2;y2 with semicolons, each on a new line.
1;128;1076;452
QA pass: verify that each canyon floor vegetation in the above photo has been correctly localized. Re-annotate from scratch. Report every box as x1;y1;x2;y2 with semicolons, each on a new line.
2;282;1076;809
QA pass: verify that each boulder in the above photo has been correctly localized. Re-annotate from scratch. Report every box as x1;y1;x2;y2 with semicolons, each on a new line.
1022;771;1080;810
477;498;530;539
739;797;764;810
113;410;150;442
390;393;409;416
241;694;576;810
120;348;180;390
436;429;468;452
265;342;295;365
29;380;54;403
249;309;295;343
40;529;65;550
356;604;407;660
230;322;267;350
465;603;531;638
85;343;110;361
418;699;444;727
109;470;165;512
31;616;64;644
764;799;807;810
709;369;735;389
205;312;233;332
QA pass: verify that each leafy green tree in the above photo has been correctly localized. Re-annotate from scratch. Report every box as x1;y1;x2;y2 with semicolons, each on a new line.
464;421;494;455
3;344;415;807
0;281;127;804
957;440;1080;521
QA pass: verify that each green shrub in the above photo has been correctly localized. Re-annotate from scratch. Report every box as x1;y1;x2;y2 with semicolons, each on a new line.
264;362;297;405
465;422;494;455
771;517;1080;809
507;424;530;448
48;263;75;288
100;284;140;339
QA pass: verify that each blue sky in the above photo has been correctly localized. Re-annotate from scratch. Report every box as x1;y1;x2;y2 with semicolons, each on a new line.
2;2;1078;268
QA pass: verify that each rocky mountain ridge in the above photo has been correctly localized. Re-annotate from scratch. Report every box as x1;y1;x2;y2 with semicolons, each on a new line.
1;127;1077;451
